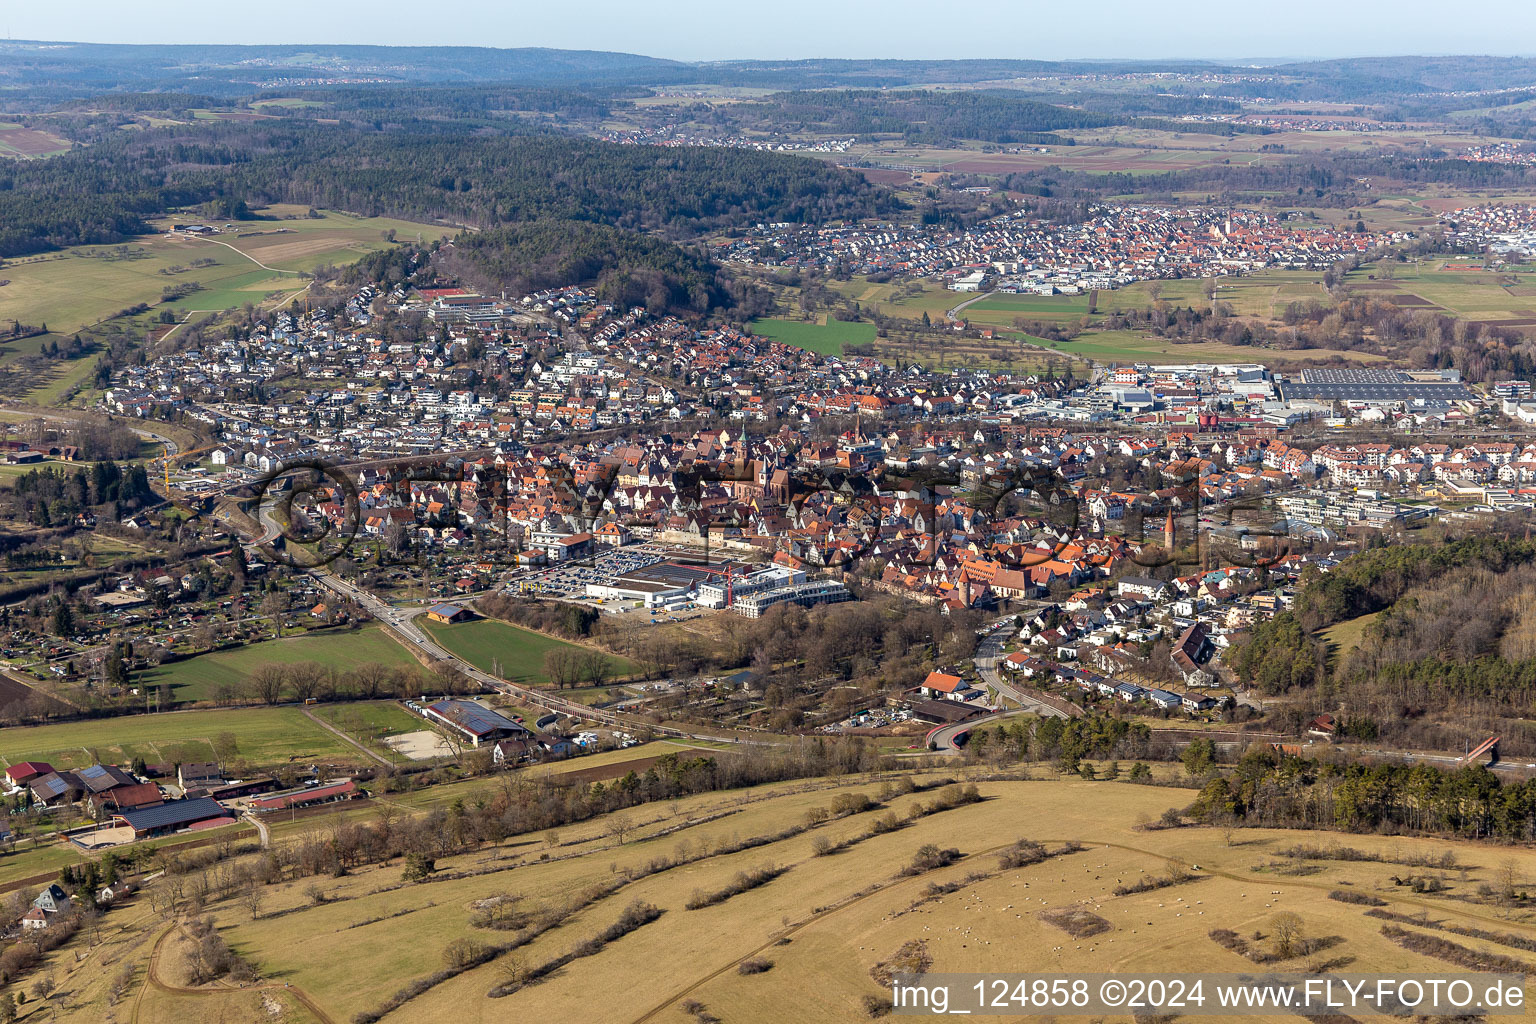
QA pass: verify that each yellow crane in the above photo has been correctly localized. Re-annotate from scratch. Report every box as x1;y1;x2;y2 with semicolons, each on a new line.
153;441;227;506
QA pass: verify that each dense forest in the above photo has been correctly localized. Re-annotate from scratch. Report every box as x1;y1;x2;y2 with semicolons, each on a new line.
1188;746;1532;840
732;89;1115;144
719;89;1270;144
953;152;1536;208
0;123;895;259
7;461;155;526
1228;536;1536;753
440;220;731;313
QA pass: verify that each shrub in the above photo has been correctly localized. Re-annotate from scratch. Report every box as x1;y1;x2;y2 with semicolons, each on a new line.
862;994;894;1017
831;793;876;817
1327;889;1387;906
901;845;962;876
403;852;435;882
685;865;788;910
998;839;1047;870
737;957;773;975
1040;908;1111;938
442;939;490;970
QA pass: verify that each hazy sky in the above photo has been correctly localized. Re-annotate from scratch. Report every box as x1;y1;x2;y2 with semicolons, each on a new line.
6;0;1536;62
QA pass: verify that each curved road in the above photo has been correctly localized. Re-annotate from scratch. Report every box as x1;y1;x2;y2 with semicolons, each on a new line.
974;629;1080;719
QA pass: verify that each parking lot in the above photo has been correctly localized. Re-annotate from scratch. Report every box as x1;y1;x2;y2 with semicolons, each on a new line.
506;548;664;600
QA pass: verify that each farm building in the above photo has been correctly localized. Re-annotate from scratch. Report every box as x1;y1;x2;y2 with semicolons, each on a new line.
89;782;163;819
423;700;529;747
178;762;224;792
30;771;85;807
249;780;358;813
115;798;233;838
5;762;54;789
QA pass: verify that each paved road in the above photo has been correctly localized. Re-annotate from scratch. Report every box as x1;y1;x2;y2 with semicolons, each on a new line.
243;811;270;850
946;289;996;321
974;629;1080;719
925;707;1039;754
309;571;707;740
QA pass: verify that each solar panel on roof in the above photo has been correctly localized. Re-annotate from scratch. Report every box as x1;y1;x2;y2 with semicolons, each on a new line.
427;700;523;736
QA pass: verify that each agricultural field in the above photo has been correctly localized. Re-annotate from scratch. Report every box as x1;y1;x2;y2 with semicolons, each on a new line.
421;617;635;686
746;316;875;355
0;706;358;771
63;770;1536;1024
134;624;419;703
962;291;1095;323
312;700;424;748
0;206;446;405
1345;258;1536;326
0;122;70;158
799;273;1387;370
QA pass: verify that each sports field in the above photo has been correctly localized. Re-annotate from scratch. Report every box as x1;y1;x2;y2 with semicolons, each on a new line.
747;316;876;355
134;624;419;703
421;617;635;686
0;706;357;771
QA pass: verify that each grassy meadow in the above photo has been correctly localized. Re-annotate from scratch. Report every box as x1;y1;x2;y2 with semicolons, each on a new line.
746;316;876;355
39;769;1536;1024
421;617;636;686
134;624;419;703
0;206;446;405
0;706;358;771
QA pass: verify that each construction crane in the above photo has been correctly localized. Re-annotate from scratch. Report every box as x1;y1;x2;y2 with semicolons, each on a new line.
151;441;228;515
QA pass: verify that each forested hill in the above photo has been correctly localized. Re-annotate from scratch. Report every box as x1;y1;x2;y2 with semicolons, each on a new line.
438;221;731;313
736;90;1117;145
731;90;1267;145
0;124;896;258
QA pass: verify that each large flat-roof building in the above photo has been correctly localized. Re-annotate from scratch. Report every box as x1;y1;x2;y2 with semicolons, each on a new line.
422;700;529;747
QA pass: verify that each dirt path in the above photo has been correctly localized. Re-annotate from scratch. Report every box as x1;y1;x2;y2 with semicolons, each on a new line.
301;705;391;767
135;920;338;1024
185;234;305;275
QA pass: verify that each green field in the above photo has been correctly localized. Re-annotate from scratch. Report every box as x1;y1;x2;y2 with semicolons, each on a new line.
747;316;876;355
1345;259;1536;322
0;706;359;771
1026;328;1386;365
312;701;422;748
134;624;419;703
963;292;1094;322
420;617;635;686
1319;610;1383;668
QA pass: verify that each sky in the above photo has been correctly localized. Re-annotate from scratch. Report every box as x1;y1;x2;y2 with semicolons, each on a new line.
5;0;1536;62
